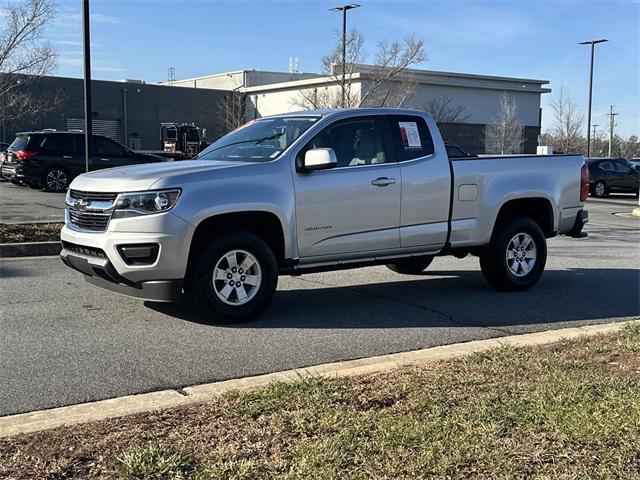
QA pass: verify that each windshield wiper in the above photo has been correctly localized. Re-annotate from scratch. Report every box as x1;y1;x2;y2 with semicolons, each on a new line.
205;132;285;154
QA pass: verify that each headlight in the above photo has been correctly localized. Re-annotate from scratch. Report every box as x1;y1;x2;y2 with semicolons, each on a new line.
112;189;181;219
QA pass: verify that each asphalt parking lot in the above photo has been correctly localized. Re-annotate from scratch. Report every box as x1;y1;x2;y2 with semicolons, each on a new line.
0;181;65;223
0;187;639;417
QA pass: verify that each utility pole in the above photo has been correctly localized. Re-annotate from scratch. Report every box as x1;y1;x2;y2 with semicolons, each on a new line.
330;4;360;108
82;0;92;173
591;124;599;155
607;105;619;158
579;39;608;158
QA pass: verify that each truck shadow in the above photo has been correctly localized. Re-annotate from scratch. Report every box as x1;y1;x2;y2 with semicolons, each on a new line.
146;267;640;329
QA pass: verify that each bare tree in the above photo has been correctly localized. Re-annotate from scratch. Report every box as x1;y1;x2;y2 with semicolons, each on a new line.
0;0;58;129
485;92;524;154
296;28;365;109
297;29;426;109
358;35;426;107
620;135;640;159
422;96;471;124
216;90;245;137
549;86;584;154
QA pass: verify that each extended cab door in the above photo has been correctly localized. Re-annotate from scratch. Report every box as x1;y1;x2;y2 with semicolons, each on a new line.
389;114;451;248
293;115;401;259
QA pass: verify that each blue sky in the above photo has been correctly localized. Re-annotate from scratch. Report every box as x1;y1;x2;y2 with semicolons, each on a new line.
48;0;639;136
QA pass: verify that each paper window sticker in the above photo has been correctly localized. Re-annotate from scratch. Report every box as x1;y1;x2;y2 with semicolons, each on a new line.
398;122;422;149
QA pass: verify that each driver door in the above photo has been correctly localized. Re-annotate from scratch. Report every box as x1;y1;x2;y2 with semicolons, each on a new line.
293;116;401;260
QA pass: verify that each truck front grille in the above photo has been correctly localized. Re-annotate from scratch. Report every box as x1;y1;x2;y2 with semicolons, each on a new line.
68;210;112;231
67;190;118;232
69;190;118;202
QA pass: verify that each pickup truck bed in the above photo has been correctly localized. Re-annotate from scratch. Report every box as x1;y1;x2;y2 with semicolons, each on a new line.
60;108;589;323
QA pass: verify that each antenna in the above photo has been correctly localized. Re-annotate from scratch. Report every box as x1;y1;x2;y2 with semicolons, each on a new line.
288;56;299;75
168;67;175;85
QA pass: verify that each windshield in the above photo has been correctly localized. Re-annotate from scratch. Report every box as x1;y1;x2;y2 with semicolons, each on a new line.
197;116;319;162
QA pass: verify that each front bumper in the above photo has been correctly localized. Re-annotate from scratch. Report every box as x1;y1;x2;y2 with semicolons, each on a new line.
60;210;195;302
60;248;183;302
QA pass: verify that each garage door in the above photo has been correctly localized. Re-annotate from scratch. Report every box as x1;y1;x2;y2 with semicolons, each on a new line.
67;118;122;143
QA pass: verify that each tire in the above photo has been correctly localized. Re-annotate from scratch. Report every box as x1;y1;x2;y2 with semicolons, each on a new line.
479;218;547;292
386;256;434;275
184;231;278;323
592;180;608;198
42;167;69;192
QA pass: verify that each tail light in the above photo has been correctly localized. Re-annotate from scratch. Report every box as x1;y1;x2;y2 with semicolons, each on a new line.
580;163;589;202
0;153;4;162
15;150;38;161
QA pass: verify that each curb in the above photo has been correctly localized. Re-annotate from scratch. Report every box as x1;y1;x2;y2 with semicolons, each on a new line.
0;320;635;438
0;241;61;258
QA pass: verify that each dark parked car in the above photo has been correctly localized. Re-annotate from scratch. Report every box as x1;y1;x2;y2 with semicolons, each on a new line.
444;142;477;158
0;142;11;181
587;157;640;197
0;131;167;192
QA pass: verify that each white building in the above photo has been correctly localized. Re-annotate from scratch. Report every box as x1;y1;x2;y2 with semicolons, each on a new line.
162;65;551;153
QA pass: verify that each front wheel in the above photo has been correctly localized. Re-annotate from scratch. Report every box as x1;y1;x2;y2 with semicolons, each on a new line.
184;231;278;323
480;218;547;291
386;256;434;275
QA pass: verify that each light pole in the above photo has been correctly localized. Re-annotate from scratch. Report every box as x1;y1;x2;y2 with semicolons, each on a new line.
579;38;608;158
330;4;360;108
82;0;92;173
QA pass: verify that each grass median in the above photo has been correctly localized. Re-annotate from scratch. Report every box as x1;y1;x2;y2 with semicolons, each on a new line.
0;222;62;243
2;323;639;479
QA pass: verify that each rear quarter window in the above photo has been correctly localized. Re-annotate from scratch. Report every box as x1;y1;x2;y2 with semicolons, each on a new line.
388;115;435;162
9;136;29;151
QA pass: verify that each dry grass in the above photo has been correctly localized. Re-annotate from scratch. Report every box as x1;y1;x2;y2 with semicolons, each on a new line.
0;222;62;243
1;323;640;479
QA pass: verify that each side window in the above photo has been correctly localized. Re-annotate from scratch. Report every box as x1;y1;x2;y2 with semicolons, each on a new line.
388;115;435;162
613;161;631;173
446;145;465;158
303;117;388;168
43;135;75;152
93;137;124;156
599;161;613;171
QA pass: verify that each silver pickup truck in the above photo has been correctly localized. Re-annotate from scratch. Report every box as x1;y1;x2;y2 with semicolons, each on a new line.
60;108;589;322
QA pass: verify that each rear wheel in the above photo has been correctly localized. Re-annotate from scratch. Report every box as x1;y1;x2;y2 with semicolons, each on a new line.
480;218;546;291
184;231;278;323
386;256;434;275
593;180;608;198
43;167;69;192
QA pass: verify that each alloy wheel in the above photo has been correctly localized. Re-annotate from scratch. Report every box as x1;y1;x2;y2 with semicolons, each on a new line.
46;169;68;191
505;232;537;277
212;249;262;305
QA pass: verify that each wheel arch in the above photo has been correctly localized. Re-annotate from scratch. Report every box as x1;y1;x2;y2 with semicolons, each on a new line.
186;210;287;278
491;197;555;240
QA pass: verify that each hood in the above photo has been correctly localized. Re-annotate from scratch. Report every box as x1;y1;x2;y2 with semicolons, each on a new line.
70;160;248;192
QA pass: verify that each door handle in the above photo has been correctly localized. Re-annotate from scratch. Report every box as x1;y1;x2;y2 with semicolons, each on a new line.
62;155;73;159
371;177;396;187
100;158;110;162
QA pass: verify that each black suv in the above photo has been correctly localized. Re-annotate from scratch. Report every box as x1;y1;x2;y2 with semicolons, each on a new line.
587;157;640;197
0;131;167;192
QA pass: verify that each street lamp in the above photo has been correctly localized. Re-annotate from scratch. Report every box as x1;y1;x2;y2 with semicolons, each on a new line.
330;3;360;108
82;0;93;173
579;38;608;158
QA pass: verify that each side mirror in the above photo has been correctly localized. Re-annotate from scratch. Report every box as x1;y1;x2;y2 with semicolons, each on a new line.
302;148;337;171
